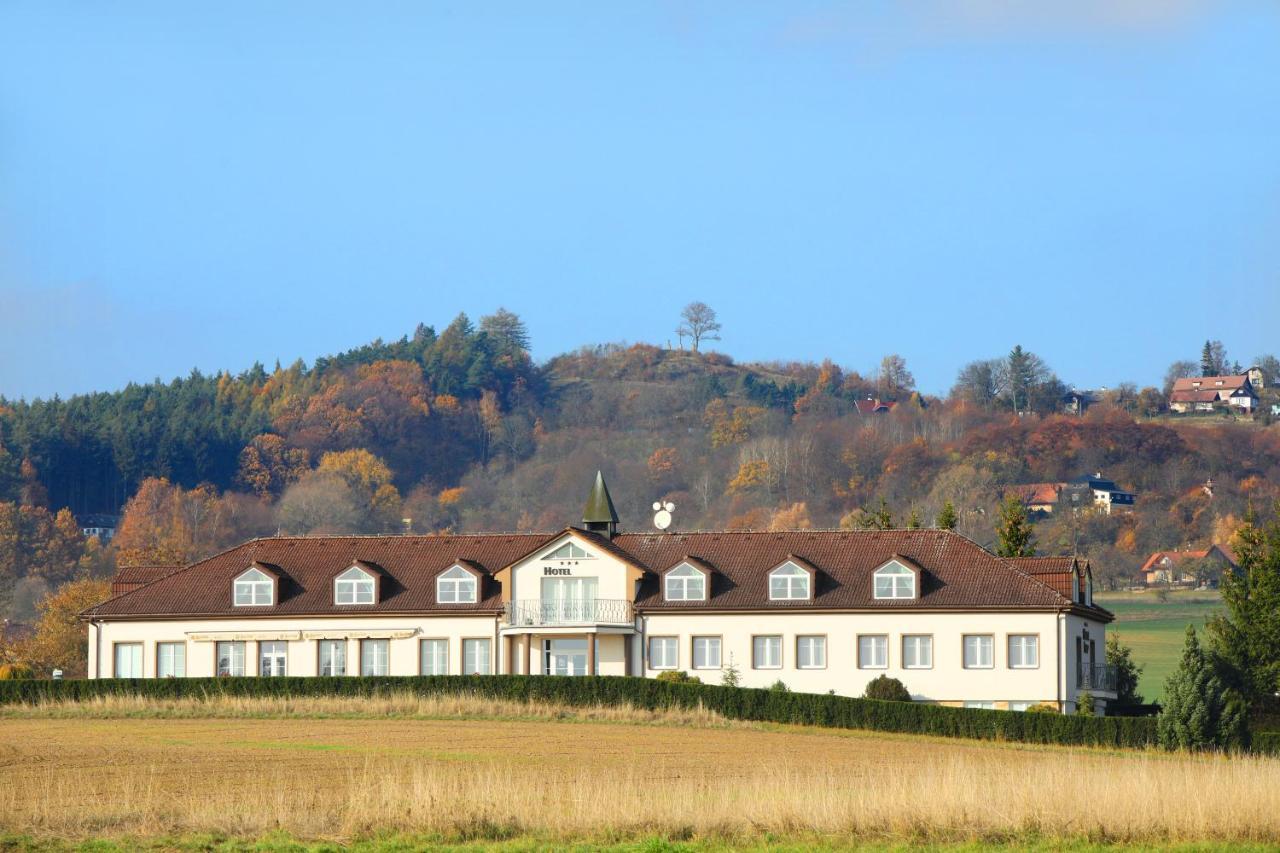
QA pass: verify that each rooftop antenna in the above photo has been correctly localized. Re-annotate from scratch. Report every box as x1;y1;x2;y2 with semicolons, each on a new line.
653;501;675;531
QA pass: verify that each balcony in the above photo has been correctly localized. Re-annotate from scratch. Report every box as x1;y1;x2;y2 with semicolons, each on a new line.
503;598;634;628
1077;663;1118;693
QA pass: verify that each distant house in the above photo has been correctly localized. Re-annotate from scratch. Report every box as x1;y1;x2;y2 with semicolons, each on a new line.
1169;375;1258;413
1012;483;1062;515
1246;365;1267;392
854;397;898;415
77;513;120;544
1062;390;1098;416
1064;473;1136;514
1141;545;1237;586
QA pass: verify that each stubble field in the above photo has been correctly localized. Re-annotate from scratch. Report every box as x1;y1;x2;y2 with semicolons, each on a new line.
1;693;1278;850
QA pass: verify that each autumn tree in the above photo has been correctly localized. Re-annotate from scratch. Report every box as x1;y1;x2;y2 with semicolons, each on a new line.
236;434;309;498
951;360;1001;408
877;354;915;401
995;494;1036;557
276;473;365;534
676;302;722;352
769;502;813;531
14;577;111;678
1163;360;1198;395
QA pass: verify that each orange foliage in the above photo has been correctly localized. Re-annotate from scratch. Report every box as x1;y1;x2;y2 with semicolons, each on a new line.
727;460;772;495
769;502;813;531
438;487;467;508
647;447;679;480
726;507;770;530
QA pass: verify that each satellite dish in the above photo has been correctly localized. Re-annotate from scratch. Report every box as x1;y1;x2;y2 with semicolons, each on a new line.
653;501;675;531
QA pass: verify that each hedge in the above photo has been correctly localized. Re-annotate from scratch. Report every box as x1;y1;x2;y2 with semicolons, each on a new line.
0;675;1160;749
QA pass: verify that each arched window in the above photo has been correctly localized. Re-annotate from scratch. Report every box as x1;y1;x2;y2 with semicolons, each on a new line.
664;563;707;601
334;566;376;605
233;567;274;606
768;561;811;600
437;565;478;604
873;561;916;600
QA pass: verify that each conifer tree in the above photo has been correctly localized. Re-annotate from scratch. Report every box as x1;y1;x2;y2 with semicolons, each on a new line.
1206;505;1280;704
906;508;922;530
1158;625;1247;751
995;494;1036;557
1201;340;1215;377
936;501;958;531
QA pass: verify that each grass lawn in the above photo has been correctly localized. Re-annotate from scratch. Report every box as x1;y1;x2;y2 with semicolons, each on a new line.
1095;588;1224;702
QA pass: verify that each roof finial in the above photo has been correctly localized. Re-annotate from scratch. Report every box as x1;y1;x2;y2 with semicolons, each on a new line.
583;470;619;538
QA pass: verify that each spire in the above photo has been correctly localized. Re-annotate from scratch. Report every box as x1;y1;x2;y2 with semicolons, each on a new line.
582;470;619;537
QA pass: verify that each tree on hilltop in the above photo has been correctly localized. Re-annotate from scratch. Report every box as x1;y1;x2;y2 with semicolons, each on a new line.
676;302;722;352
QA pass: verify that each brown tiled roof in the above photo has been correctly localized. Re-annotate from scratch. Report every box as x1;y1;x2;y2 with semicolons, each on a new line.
1003;556;1077;599
1172;375;1252;393
86;534;548;618
1170;389;1223;403
1011;483;1062;507
110;565;184;597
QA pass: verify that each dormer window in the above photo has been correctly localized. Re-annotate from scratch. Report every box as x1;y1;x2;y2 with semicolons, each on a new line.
873;560;917;600
664;563;707;601
334;566;376;605
438;565;478;604
768;561;811;601
544;542;591;560
233;567;274;606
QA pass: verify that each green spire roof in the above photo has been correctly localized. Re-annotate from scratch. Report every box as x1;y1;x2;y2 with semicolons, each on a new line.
582;470;619;525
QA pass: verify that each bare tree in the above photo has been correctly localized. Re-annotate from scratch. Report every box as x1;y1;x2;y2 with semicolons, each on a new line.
877;354;915;400
676;302;722;352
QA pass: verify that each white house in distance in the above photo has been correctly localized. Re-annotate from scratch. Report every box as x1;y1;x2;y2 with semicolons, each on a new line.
83;473;1117;713
1169;374;1259;413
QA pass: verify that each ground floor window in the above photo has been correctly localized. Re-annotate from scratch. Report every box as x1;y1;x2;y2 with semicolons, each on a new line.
1008;635;1038;669
114;642;143;678
1009;701;1035;712
963;635;994;669
752;635;781;669
421;639;448;675
797;635;826;669
649;636;677;670
361;639;389;676
543;638;588;675
463;638;491;675
260;641;287;677
964;701;996;710
902;635;932;669
692;636;721;669
319;640;346;676
157;642;185;678
216;641;246;677
858;635;888;669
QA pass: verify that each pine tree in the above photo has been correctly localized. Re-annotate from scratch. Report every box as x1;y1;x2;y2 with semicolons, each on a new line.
1205;505;1280;704
995;494;1036;557
1201;340;1215;378
936;501;958;531
1158;625;1247;751
906;508;922;530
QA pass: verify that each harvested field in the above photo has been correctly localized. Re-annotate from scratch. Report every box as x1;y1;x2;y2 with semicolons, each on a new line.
2;695;1279;846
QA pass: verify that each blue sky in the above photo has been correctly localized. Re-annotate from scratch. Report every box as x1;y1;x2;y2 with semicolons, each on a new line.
2;2;1278;400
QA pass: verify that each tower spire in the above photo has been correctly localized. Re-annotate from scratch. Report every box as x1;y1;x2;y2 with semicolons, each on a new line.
582;470;619;537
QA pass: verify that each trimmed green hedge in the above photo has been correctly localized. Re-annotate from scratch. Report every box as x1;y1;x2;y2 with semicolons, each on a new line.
0;675;1159;748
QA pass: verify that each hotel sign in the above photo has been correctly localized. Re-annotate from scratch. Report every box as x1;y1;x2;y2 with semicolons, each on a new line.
543;566;574;576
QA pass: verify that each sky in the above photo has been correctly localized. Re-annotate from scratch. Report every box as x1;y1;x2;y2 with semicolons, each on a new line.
2;1;1278;401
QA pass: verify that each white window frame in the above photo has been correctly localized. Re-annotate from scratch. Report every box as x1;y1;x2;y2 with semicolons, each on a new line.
752;635;782;669
1008;634;1039;669
462;638;491;675
692;636;721;670
437;565;478;604
113;642;143;678
259;640;288;677
873;560;916;600
964;701;996;710
858;634;888;669
318;639;347;677
157;642;186;678
768;561;811;601
421;638;449;675
334;566;376;605
233;567;274;606
544;541;592;560
664;563;707;601
649;636;678;670
361;639;389;676
216;641;246;677
902;634;932;670
963;634;994;669
1009;701;1034;712
797;635;826;669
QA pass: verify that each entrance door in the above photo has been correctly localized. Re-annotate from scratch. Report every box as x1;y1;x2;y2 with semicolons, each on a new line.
540;577;598;624
543;638;588;675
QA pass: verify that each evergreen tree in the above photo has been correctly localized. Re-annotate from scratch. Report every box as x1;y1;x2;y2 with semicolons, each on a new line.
1158;625;1247;751
867;497;894;530
1106;634;1145;709
1201;340;1215;377
995;494;1036;557
906;508;922;530
1205;505;1280;704
936;501;958;531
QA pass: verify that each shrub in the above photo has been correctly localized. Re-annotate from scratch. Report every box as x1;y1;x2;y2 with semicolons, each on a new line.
1075;691;1095;716
721;654;741;688
1027;702;1059;714
655;670;700;684
863;675;911;702
768;679;789;694
0;663;34;680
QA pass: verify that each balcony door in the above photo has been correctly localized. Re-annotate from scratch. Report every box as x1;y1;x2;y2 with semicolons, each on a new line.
541;576;598;624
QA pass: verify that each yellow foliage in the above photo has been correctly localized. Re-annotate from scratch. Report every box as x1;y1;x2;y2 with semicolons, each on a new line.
433;394;461;413
727;460;772;495
438;487;466;508
769;502;813;531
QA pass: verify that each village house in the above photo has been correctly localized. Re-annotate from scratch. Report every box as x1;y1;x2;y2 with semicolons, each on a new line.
1140;545;1237;587
82;474;1117;713
1013;473;1135;516
1169;374;1259;413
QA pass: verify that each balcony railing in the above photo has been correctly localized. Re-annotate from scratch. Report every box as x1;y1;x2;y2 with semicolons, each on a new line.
1077;663;1117;693
503;598;634;628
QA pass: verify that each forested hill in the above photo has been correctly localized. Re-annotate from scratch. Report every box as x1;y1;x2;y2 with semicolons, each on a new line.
2;309;1278;615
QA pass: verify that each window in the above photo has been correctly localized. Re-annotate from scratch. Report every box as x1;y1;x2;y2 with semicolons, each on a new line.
334;566;376;605
1008;635;1039;669
463;638;491;675
216;641;246;676
544;541;591;560
873;560;916;599
260;640;287;677
1009;701;1034;712
649;636;678;670
963;634;994;669
752;635;782;669
437;565;478;604
797;635;826;669
902;635;932;669
964;701;996;710
113;642;143;678
233;567;274;606
421;639;448;675
858;635;888;669
319;640;346;677
157;642;186;678
361;639;389;676
768;562;810;600
692;636;721;669
665;563;707;601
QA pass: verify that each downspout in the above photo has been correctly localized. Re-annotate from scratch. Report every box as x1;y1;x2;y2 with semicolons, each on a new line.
1056;611;1065;712
494;616;500;676
639;613;647;679
91;617;101;680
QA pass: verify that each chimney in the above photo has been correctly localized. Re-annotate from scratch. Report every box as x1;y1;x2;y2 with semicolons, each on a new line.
582;470;620;538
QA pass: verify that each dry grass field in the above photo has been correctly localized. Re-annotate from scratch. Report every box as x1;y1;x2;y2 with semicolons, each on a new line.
2;694;1279;850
